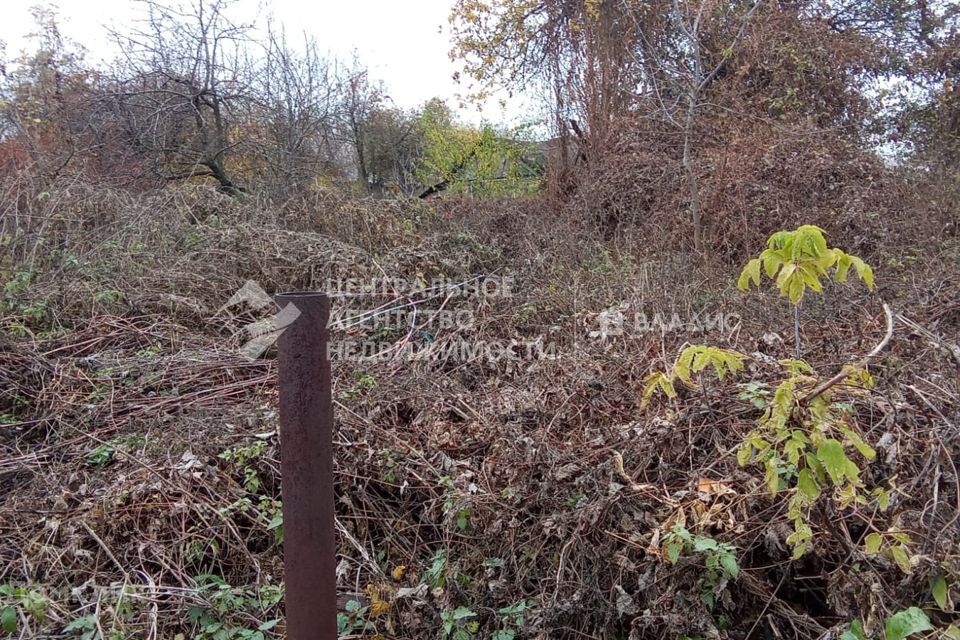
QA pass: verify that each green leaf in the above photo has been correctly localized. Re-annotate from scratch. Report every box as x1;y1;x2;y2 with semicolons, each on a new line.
784;438;805;466
818;248;840;270
797;469;821;502
817;439;850;485
64;616;97;632
675;348;697;386
884;607;932;640
835;252;853;282
761;249;782;278
492;631;517;640
452;606;476;620
738;258;762;290
852;257;875;288
863;532;883;555
498;600;531;617
693;538;719;552
840;424;876;461
737;442;753;466
719;553;739;579
844;457;861;485
801;225;829;254
787;274;805;304
659;376;677;399
874;487;891;511
891;531;912;546
786;519;812;557
890;545;912;574
641;372;675;409
258;619;280;631
945;625;960;640
840;619;866;640
760;249;783;279
805;452;827;484
671;525;692;542
722;351;747;374
798;263;824;292
765;458;781;495
931;574;949;611
776;262;797;292
1;606;16;634
666;541;683;565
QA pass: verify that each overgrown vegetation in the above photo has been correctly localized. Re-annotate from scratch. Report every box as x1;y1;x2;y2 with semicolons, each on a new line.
1;0;959;639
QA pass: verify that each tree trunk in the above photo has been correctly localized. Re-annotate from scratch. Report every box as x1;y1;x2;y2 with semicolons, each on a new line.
683;92;703;252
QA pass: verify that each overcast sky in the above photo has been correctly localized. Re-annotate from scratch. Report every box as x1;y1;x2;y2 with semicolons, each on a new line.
0;0;538;126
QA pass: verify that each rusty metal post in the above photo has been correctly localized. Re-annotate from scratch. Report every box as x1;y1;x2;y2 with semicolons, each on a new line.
276;292;336;640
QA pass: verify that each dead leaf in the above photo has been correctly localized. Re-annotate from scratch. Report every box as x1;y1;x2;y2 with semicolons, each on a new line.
697;477;735;497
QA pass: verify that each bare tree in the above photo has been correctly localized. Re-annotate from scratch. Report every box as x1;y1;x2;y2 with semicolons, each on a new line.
107;0;253;196
663;0;763;252
254;23;343;196
336;62;387;193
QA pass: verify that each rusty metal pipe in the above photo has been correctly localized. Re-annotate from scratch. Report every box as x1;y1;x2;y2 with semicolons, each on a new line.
275;291;336;640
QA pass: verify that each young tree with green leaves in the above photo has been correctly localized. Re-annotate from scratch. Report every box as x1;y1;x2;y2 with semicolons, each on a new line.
737;225;874;357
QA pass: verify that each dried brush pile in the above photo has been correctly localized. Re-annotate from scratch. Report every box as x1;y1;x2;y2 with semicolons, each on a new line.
1;179;959;639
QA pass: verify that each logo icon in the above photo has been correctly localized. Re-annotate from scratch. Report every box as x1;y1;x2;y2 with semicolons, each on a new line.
218;280;301;359
590;304;628;340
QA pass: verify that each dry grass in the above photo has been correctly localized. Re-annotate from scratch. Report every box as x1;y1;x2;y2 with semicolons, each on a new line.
1;176;959;639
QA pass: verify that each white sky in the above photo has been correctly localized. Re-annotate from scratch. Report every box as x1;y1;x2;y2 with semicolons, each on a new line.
0;0;539;127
